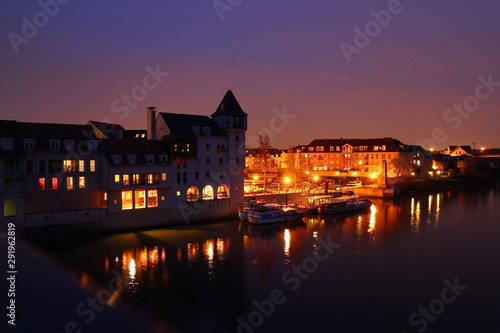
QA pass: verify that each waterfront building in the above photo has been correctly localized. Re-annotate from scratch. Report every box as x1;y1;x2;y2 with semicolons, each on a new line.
0;90;247;238
283;138;431;184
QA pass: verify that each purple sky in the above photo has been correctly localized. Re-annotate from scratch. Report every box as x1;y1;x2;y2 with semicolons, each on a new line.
1;0;500;150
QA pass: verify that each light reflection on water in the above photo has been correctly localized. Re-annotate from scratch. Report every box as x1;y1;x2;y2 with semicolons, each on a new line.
39;185;500;332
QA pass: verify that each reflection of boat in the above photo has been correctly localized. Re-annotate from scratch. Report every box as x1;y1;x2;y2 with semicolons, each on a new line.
317;195;371;214
238;200;266;220
247;204;303;224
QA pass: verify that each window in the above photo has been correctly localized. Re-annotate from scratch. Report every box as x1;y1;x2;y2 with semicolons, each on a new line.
39;160;46;173
1;138;14;150
122;191;133;210
176;173;181;184
147;173;159;184
26;160;33;174
147;190;158;207
206;144;210;150
135;190;146;209
336;146;340;151
49;139;60;151
64;140;75;151
161;173;167;181
51;177;58;190
195;172;199;180
202;185;214;200
235;133;239;142
78;177;85;189
123;174;130;186
38;178;46;191
217;185;229;199
206;171;210;178
206;157;210;165
127;155;136;165
235;157;239;165
24;139;35;150
176;158;181;168
102;192;108;208
160;155;167;164
183;172;187;183
114;174;120;183
66;177;74;190
49;160;63;175
219;157;223;165
78;160;85;172
145;155;154;165
63;160;76;172
187;186;199;201
112;155;121;165
90;160;96;172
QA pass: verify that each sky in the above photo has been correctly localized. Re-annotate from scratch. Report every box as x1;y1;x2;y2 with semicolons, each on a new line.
1;0;500;150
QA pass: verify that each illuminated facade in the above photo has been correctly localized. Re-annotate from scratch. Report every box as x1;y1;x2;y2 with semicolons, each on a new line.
0;90;247;238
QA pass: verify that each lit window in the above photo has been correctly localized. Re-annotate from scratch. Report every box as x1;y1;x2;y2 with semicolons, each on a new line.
147;190;158;207
51;177;58;190
123;174;130;186
122;191;133;210
114;174;120;183
187;186;199;201
90;160;96;172
66;177;74;190
202;185;214;200
38;178;46;191
161;173;167;181
78;160;85;172
63;160;75;172
176;191;181;196
102;192;107;208
135;190;146;209
217;185;229;199
79;176;85;189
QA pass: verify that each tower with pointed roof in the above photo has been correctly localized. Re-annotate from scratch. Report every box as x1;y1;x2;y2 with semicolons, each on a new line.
211;90;247;204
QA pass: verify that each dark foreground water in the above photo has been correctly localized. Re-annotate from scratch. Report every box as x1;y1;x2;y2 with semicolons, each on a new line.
38;184;500;333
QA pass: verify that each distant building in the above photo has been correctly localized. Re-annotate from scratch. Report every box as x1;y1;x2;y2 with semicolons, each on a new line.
0;90;247;238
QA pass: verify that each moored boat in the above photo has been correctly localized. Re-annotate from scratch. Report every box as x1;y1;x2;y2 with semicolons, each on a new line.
247;204;303;224
238;199;266;220
317;195;371;214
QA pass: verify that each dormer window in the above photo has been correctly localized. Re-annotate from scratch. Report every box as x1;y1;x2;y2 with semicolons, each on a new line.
1;138;14;150
86;140;98;151
191;125;200;136
49;139;60;151
203;126;211;136
145;155;154;165
24;139;35;150
127;155;136;165
64;140;75;151
112;155;121;165
160;155;168;164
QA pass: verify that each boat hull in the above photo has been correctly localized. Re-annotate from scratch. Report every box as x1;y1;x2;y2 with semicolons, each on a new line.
318;200;372;215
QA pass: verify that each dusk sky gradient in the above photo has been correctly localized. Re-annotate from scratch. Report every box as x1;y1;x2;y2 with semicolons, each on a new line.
1;0;500;149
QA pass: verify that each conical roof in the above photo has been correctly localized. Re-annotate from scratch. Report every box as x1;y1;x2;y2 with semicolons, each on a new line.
211;90;248;116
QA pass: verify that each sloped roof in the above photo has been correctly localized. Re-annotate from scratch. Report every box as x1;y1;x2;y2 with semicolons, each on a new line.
158;113;226;138
303;137;412;152
0;120;98;153
98;139;167;165
211;90;248;116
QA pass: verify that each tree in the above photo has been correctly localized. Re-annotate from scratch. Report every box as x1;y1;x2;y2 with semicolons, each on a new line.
256;134;272;191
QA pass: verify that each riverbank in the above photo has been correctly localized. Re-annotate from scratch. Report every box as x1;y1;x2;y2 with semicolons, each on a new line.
401;177;499;194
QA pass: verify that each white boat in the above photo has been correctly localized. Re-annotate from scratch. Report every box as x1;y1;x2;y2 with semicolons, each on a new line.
247;204;303;224
317;195;371;214
238;200;266;221
295;194;343;214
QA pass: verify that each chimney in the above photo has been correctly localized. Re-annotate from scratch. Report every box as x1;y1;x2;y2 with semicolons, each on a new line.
147;107;157;140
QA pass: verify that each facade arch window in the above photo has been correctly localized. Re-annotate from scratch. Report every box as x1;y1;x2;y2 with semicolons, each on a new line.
187;186;199;201
217;185;229;199
202;185;214;200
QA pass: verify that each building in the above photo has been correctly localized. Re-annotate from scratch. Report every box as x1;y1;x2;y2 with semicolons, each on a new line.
286;137;430;184
0;90;247;238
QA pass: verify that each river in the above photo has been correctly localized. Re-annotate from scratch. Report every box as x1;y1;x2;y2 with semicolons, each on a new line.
37;184;500;333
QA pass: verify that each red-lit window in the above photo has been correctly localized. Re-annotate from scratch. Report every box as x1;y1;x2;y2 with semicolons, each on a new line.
51;177;58;190
79;176;85;189
66;177;74;190
38;178;46;191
